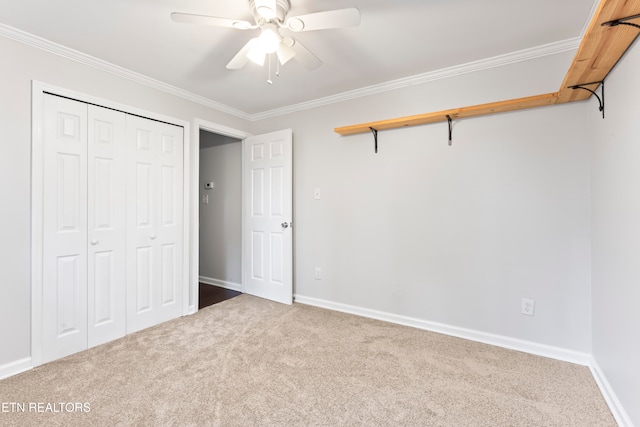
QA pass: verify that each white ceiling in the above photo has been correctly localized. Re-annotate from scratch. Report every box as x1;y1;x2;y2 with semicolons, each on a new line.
2;0;597;116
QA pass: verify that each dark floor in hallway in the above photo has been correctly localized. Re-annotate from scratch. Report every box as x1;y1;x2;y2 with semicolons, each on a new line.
199;283;242;310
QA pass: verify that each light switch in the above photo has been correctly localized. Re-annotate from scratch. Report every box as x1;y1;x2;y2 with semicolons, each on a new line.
314;188;321;200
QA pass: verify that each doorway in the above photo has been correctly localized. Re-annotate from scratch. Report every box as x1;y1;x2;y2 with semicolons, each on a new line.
198;130;243;309
189;120;293;311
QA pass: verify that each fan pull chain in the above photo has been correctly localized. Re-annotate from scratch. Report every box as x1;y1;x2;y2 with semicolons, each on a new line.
265;54;282;85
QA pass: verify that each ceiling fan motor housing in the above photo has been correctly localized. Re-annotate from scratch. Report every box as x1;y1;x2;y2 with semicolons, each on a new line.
250;0;290;23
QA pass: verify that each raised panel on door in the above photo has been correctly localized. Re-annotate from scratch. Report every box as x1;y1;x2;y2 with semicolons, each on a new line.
268;164;286;287
242;129;293;304
251;231;265;280
135;246;154;313
87;105;126;348
161;243;176;305
42;94;88;363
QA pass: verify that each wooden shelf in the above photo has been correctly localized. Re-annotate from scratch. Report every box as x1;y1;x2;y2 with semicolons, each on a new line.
557;0;640;103
334;93;560;136
334;0;640;136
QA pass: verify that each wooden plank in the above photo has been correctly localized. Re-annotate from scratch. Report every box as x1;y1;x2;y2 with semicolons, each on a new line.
335;0;640;137
557;0;640;103
334;93;559;136
452;93;560;119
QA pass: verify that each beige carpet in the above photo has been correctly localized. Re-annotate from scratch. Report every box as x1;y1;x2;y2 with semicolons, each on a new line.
0;295;615;426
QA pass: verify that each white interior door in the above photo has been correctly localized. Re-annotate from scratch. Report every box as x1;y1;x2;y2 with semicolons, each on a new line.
87;105;127;348
242;129;293;304
42;94;88;363
126;115;184;333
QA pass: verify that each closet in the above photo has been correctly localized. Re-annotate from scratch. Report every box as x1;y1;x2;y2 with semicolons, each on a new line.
40;94;183;364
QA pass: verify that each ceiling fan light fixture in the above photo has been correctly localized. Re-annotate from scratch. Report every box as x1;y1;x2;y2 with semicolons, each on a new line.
254;0;277;20
173;0;357;74
258;26;281;54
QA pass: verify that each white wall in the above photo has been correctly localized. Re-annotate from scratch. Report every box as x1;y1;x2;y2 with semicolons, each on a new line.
199;131;242;286
590;38;640;426
251;51;592;354
0;34;250;370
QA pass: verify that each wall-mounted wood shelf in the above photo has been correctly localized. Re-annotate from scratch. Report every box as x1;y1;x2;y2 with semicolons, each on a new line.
334;0;640;137
334;93;560;136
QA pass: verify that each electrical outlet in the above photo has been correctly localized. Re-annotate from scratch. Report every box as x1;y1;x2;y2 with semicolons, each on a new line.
314;267;322;280
521;298;535;316
202;194;209;204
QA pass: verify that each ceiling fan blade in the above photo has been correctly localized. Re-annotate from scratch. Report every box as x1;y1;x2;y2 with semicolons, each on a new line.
226;38;259;69
170;12;254;30
284;37;322;70
285;8;360;32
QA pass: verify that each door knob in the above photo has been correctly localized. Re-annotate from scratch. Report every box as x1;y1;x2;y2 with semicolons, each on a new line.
150;235;157;240
90;239;99;245
281;222;289;229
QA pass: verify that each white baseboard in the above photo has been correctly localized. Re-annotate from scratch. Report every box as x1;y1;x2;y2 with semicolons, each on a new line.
0;357;32;380
199;276;242;292
589;358;634;427
293;294;591;366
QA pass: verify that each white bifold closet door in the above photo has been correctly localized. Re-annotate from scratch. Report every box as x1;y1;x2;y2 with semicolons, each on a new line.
42;95;90;362
87;105;127;348
125;115;184;333
42;95;127;362
41;94;183;364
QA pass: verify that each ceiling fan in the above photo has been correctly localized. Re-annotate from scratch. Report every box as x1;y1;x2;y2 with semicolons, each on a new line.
171;0;360;71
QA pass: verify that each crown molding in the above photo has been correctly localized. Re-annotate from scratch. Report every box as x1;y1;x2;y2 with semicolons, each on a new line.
2;22;579;122
0;23;251;121
252;37;581;121
581;0;602;38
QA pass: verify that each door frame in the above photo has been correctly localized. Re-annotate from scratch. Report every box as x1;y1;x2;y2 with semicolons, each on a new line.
30;81;191;367
190;119;250;312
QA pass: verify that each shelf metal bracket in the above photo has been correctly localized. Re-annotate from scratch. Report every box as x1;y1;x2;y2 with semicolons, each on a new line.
369;127;378;153
568;80;605;119
602;13;640;30
446;115;453;146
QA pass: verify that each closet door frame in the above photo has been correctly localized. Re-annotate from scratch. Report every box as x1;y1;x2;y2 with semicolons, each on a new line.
31;81;191;367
